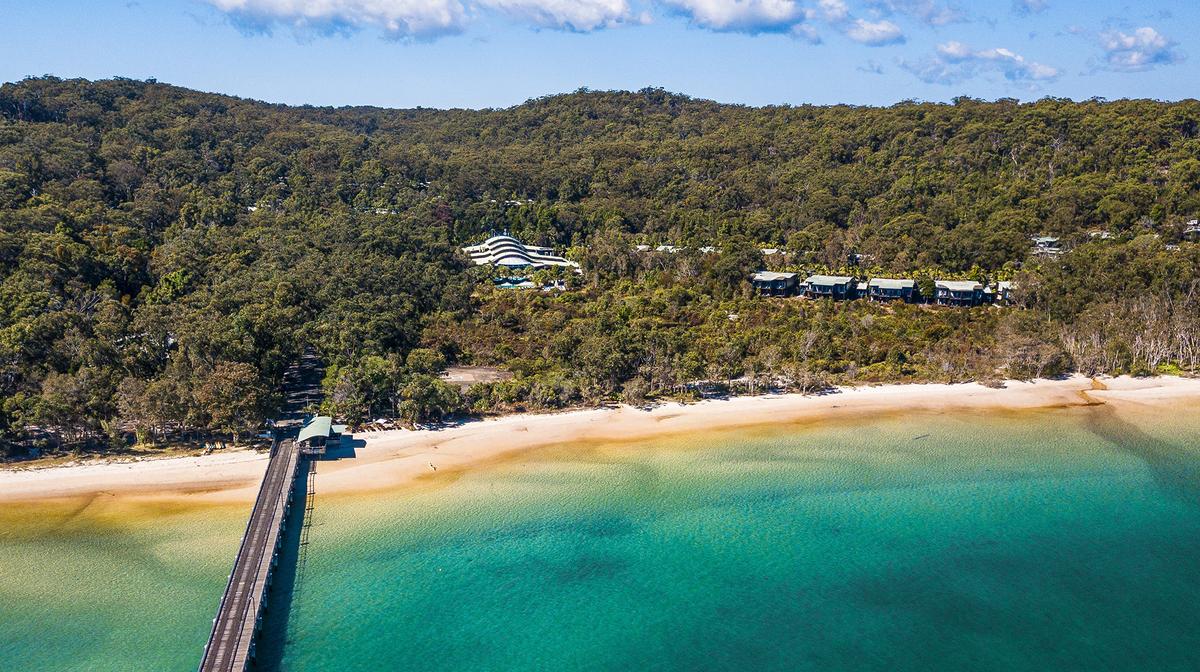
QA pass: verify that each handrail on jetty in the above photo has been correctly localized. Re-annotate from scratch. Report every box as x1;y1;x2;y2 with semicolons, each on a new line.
199;438;302;672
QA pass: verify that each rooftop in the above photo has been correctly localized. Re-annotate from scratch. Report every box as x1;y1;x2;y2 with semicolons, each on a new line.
297;416;332;444
751;271;796;282
805;274;854;285
868;278;915;290
936;280;983;292
462;235;578;269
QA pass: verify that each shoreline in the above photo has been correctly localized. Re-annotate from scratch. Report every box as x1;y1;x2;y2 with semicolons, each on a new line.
2;374;1198;506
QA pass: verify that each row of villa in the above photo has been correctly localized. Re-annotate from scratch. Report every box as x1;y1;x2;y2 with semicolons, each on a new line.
750;272;1012;307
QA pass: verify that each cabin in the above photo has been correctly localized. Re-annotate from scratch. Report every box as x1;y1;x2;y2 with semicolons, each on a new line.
987;281;1014;305
296;415;347;456
935;280;985;307
805;275;856;300
750;271;798;296
867;278;918;303
1031;236;1063;256
1185;220;1200;240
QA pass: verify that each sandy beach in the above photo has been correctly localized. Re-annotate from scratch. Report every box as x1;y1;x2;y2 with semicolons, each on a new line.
3;374;1198;505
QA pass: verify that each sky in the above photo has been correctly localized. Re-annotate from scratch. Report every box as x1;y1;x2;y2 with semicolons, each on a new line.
0;0;1196;109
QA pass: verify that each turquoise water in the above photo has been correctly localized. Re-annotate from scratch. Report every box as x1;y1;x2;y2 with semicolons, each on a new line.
0;500;242;671
3;401;1200;670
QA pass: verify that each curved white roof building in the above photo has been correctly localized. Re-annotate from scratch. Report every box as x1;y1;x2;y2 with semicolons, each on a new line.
462;235;578;269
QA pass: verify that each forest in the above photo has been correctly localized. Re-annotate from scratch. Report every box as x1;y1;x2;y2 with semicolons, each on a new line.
1;76;1198;455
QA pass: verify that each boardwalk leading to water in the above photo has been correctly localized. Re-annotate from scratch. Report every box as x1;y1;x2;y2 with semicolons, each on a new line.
199;439;302;672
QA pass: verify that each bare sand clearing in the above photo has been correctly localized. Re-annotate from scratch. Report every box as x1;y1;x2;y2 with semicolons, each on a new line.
2;375;1198;505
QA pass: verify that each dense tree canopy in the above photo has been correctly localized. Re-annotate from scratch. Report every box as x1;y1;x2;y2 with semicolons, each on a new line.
1;77;1197;454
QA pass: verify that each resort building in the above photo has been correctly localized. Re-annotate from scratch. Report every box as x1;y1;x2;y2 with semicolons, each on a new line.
296;415;346;456
805;275;856;300
935;280;985;307
1031;236;1063;256
462;235;578;270
866;278;918;302
493;279;538;290
987;281;1014;304
750;271;798;296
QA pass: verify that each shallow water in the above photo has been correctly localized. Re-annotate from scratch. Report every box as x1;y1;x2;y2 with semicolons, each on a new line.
3;402;1200;671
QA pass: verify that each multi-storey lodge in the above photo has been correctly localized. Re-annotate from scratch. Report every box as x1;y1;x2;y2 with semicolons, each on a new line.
462;235;579;270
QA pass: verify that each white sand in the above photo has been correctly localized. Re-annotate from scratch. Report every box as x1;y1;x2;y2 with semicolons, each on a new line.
2;375;1197;505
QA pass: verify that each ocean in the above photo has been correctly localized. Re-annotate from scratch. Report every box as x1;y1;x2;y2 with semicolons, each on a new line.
2;401;1198;671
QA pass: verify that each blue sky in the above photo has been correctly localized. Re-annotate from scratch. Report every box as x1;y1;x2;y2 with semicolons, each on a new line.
0;0;1195;108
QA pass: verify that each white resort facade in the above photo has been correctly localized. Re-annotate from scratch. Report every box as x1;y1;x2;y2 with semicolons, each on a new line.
462;234;579;270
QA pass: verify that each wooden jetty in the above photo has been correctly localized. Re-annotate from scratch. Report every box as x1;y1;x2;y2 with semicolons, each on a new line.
199;438;302;672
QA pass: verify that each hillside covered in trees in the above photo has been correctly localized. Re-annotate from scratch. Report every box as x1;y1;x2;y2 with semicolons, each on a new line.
2;76;1198;455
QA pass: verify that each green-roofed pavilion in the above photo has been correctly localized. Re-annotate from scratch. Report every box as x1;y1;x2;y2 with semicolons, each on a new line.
297;416;333;447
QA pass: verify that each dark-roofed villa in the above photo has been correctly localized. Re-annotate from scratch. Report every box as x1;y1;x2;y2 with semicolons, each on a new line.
866;278;917;302
804;275;856;300
750;271;798;296
988;281;1014;304
1031;236;1063;256
935;280;985;307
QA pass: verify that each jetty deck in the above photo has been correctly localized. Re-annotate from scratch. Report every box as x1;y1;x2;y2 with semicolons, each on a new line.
199;438;301;672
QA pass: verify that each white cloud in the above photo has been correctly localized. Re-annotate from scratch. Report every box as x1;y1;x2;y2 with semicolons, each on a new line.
815;0;848;22
661;0;906;45
200;0;987;44
480;0;637;31
207;0;471;38
1098;27;1184;71
844;18;903;45
903;40;1058;84
870;0;962;26
791;22;822;43
807;0;904;46
207;0;640;37
662;0;807;33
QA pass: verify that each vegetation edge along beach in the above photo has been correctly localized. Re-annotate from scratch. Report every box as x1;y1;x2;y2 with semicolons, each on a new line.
3;374;1198;505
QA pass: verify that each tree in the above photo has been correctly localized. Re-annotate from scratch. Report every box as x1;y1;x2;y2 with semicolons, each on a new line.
194;362;270;444
405;348;446;376
398;375;462;426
